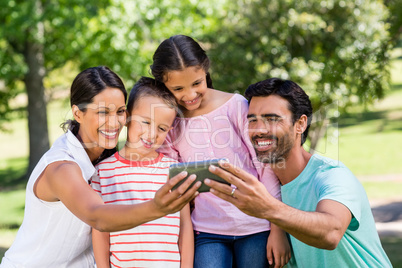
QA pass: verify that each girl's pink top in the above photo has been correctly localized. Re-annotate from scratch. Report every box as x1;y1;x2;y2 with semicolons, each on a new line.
159;94;281;235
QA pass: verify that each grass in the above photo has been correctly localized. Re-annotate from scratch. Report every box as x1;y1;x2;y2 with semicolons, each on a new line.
0;157;28;190
381;236;402;267
0;100;69;162
0;189;25;229
314;58;402;176
0;229;18;259
362;181;402;200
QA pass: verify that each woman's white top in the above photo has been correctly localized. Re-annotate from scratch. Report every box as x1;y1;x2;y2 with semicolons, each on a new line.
0;130;95;268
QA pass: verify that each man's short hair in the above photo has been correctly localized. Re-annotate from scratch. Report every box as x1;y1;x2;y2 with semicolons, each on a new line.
245;78;313;145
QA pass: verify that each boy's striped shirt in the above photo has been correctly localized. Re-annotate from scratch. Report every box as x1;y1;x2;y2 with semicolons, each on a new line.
92;152;180;268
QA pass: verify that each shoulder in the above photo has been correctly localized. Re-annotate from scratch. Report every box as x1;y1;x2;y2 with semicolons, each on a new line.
312;155;354;179
211;89;233;99
213;91;247;103
46;160;82;178
210;90;239;106
42;161;84;194
96;153;119;169
159;154;179;165
307;155;362;197
209;91;248;112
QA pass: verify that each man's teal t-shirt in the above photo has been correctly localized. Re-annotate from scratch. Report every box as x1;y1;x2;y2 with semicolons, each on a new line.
281;154;391;267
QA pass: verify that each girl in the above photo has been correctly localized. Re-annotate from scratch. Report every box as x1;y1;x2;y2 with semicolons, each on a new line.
0;67;199;268
151;35;291;268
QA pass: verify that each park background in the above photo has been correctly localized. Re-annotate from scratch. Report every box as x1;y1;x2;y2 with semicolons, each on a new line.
0;0;401;266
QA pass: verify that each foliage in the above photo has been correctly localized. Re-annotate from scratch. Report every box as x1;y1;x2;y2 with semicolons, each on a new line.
0;0;399;172
203;0;393;150
384;0;402;45
0;0;111;174
79;0;225;88
0;0;110;110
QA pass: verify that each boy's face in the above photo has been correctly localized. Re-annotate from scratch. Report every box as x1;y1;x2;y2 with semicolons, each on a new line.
125;95;176;158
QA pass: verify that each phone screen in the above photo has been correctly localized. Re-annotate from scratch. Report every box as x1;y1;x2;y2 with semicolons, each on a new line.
169;159;230;192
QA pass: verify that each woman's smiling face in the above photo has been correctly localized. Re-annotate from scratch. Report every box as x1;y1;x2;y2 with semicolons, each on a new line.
74;87;127;153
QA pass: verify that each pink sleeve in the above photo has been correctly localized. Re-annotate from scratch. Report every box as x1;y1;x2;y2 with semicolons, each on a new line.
235;95;282;201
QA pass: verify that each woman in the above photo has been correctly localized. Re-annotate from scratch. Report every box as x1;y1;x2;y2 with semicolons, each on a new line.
0;66;200;268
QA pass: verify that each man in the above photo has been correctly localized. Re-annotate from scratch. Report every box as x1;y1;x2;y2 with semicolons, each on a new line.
205;78;391;267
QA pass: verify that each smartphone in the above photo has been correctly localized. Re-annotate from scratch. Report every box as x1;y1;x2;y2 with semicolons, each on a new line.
169;159;230;193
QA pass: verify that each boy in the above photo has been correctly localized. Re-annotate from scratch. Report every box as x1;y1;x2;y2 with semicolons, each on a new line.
91;77;193;268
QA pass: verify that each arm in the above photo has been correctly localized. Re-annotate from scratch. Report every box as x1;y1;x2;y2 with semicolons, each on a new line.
266;223;291;268
205;161;352;250
35;161;201;232
92;229;110;268
178;204;194;268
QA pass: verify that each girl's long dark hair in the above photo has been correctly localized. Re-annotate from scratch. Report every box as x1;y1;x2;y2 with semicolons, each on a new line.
151;35;213;88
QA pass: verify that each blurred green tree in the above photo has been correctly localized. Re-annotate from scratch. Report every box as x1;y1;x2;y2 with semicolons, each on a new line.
0;0;398;178
0;0;109;175
0;0;224;178
205;0;394;151
79;0;224;87
384;0;402;46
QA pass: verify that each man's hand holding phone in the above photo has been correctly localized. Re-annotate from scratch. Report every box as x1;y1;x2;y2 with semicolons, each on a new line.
169;159;231;193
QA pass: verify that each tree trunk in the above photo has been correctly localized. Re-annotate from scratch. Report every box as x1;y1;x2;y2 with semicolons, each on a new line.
308;121;327;152
308;108;329;153
23;5;49;177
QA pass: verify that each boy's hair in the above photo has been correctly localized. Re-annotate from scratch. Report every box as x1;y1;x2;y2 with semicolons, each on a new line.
127;76;178;115
245;78;313;146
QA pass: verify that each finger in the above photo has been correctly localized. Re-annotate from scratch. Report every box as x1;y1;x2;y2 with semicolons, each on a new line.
281;255;287;267
168;180;201;211
284;251;291;265
206;183;241;207
278;251;287;268
218;160;259;183
176;180;201;202
274;257;281;268
162;171;189;194
204;179;244;200
204;178;233;195
171;174;198;197
208;164;247;190
276;252;286;268
267;248;273;266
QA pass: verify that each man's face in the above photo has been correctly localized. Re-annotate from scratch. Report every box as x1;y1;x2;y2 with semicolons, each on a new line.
247;95;296;164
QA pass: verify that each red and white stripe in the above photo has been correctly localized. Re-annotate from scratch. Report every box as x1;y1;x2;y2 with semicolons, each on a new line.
92;152;180;268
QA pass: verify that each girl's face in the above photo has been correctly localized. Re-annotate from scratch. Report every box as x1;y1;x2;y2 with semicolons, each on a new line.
74;87;126;156
125;95;176;160
163;66;208;112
